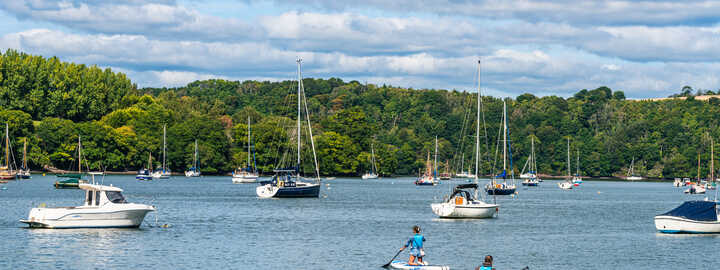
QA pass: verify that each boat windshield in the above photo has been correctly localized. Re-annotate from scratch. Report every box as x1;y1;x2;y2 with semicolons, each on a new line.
106;191;127;203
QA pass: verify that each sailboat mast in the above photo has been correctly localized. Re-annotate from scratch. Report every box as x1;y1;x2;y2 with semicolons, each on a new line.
162;124;167;172
712;137;715;182
531;137;535;173
698;153;701;180
475;60;481;181
567;138;571;178
434;136;438;178
194;139;198;169
296;59;302;171
371;142;376;174
78;136;82;173
502;100;507;173
4;123;8;169
576;148;580;176
247;116;251;168
23;138;27;169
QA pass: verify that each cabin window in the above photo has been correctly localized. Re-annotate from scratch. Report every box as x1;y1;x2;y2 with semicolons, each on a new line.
95;191;100;205
86;191;93;205
106;191;127;203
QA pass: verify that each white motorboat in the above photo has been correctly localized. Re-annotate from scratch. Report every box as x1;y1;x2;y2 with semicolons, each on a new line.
655;200;720;234
20;173;155;228
432;184;498;218
684;184;706;194
184;139;201;177
232;169;259;183
558;181;573;190
389;260;449;270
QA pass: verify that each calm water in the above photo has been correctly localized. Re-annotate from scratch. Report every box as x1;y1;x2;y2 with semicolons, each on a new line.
1;176;719;269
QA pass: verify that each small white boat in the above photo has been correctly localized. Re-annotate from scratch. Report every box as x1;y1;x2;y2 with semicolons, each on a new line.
362;142;380;179
20;173;155;228
390;260;449;270
625;157;643;181
361;172;378;179
673;178;683;187
558;181;573;190
519;173;535;179
655;200;720;234
684;184;706;194
431;184;498;218
232;169;258;183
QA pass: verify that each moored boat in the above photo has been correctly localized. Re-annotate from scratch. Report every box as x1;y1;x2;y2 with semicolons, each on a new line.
558;138;574;190
431;184;498;218
151;124;171;179
255;59;321;198
655;200;720;234
184;139;201;177
486;100;516;195
0;123;17;180
54;136;88;189
361;141;379;179
233;117;259;183
21;173;155;229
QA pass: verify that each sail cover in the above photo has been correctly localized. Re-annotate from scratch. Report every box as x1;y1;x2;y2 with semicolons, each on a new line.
660;201;718;221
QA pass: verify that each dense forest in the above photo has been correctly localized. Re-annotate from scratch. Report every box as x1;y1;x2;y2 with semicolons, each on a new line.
2;49;720;178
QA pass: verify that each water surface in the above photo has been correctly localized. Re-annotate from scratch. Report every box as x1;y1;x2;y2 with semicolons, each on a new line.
1;176;718;269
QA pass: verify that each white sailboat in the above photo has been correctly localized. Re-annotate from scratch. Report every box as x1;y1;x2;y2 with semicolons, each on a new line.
17;138;31;179
255;59;321;198
626;157;643;181
415;137;440;186
361;142;379;179
521;137;540;186
572;148;583;185
185;139;201;177
432;60;498;218
454;154;472;178
21;172;155;228
233;116;259;183
151;124;171;179
558;138;574;190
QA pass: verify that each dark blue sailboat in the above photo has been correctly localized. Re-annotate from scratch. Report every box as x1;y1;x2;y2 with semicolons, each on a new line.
486;100;517;195
256;59;321;198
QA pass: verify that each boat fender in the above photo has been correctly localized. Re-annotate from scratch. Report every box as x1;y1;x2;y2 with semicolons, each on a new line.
278;181;284;187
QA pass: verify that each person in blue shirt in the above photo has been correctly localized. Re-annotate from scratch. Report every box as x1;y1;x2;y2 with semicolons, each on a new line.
475;255;495;270
399;225;426;265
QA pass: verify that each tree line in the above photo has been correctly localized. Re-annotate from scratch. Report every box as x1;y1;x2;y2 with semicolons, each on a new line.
2;49;720;178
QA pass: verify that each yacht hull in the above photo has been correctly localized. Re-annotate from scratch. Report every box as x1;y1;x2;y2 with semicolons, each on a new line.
431;202;498;218
20;205;154;229
256;183;320;198
655;216;720;234
486;188;515;195
232;175;258;183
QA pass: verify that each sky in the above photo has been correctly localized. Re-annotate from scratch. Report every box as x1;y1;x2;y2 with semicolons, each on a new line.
1;0;720;98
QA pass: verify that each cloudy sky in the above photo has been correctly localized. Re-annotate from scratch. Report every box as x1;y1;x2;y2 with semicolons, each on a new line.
1;0;720;98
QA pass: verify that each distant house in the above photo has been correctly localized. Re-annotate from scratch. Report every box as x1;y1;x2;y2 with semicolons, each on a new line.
637;95;720;102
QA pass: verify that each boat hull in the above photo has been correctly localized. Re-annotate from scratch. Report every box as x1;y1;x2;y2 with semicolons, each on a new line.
486;188;515;195
431;202;498;219
20;205;155;229
655;215;720;234
232;175;258;183
390;261;449;270
361;174;378;179
256;183;320;198
184;171;200;177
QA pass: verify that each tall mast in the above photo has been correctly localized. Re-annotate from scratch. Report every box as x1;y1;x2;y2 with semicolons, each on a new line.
23;138;27;169
434;136;438;179
712;137;715;182
162;124;167;172
371;142;376;174
78;135;82;173
4;123;8;169
296;59;302;172
503;100;509;181
698;153;701;180
531;137;535;173
194;139;198;169
247;116;251;169
567;138;571;178
475;60;481;181
576;148;580;176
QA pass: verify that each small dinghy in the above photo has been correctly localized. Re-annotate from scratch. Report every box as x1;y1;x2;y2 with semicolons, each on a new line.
655;200;720;234
389;260;450;270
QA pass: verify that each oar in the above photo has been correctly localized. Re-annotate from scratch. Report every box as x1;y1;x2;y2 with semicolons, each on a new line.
382;249;403;268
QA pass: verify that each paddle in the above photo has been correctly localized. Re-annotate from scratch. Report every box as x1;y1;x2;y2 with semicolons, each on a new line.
382;249;403;268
